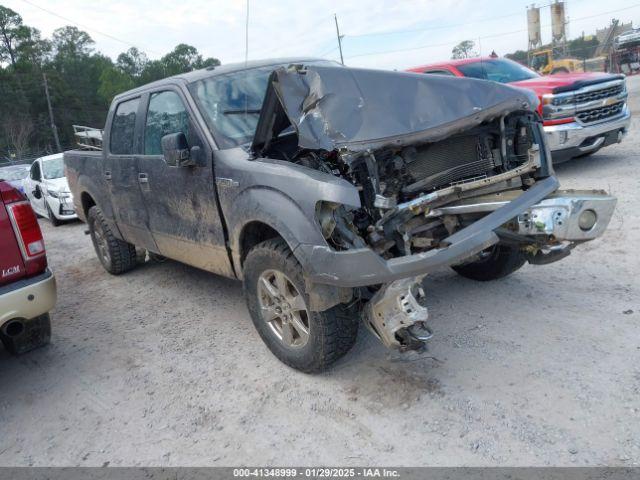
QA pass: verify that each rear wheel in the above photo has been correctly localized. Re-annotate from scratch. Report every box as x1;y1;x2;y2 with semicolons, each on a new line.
243;238;359;373
87;206;137;275
452;244;526;281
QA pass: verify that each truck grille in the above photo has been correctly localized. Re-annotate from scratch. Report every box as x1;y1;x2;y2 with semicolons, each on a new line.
573;83;624;104
576;102;624;124
405;136;497;192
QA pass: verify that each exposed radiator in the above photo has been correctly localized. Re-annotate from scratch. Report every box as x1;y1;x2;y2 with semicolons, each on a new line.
404;135;497;193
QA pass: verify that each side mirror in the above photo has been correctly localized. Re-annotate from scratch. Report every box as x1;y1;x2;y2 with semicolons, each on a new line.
33;184;42;199
161;132;205;168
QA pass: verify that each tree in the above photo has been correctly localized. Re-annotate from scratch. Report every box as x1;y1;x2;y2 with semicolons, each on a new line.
52;26;94;59
451;40;477;60
98;65;134;103
160;43;220;76
2;115;33;158
0;4;223;157
0;6;25;66
567;35;599;60
116;47;148;79
506;50;528;65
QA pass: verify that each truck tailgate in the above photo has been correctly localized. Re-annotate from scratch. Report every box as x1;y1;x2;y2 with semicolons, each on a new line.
0;191;26;286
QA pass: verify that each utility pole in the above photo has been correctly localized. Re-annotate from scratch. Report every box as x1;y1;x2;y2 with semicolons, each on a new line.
334;14;344;65
245;0;249;65
42;73;62;153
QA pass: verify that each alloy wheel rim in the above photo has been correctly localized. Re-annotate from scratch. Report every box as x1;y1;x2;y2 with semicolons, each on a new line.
92;221;110;265
257;269;310;348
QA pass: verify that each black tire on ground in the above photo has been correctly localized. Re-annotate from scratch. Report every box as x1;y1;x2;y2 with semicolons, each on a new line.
243;238;359;373
87;205;137;275
0;313;51;355
47;203;61;227
452;244;527;281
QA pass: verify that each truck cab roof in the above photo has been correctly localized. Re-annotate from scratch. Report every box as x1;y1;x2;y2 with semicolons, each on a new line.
113;57;327;101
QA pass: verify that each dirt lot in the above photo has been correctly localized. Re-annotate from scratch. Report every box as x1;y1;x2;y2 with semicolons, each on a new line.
1;77;639;468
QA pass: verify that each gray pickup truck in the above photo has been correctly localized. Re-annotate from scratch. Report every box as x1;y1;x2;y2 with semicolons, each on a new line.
65;58;617;372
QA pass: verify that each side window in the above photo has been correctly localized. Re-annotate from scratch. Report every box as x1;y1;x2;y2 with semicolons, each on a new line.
425;69;455;76
30;162;41;182
144;91;190;155
110;98;140;155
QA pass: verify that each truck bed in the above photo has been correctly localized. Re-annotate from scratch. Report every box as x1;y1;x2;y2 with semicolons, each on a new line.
63;149;107;223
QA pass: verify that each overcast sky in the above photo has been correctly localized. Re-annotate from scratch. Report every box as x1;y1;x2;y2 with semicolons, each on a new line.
4;0;639;70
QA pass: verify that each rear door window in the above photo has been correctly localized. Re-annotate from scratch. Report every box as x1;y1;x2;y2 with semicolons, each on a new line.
144;91;190;155
110;98;140;155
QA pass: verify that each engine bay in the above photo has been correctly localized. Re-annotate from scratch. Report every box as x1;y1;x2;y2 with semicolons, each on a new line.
260;111;542;260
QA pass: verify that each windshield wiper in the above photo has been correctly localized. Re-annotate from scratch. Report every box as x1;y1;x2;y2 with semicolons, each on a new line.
223;109;261;115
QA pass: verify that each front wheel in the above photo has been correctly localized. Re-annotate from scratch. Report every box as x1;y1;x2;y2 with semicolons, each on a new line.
47;203;61;227
243;239;359;373
452;244;526;281
87;206;137;275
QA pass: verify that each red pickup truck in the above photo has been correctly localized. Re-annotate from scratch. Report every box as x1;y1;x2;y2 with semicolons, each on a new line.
0;180;55;354
407;57;630;162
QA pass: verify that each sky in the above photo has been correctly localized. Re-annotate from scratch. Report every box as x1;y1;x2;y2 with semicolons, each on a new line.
3;0;640;70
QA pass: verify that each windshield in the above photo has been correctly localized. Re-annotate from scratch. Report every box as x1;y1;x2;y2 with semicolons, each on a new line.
457;58;538;83
190;61;339;148
42;157;64;179
0;167;29;181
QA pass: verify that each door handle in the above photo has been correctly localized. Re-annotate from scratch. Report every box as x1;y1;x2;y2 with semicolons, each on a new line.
138;173;148;184
104;171;112;181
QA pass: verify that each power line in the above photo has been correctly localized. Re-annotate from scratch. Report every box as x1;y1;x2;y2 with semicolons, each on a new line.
18;0;161;55
341;0;588;39
346;11;524;39
346;3;640;59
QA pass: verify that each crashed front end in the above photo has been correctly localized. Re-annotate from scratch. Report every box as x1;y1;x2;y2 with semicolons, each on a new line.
252;64;616;351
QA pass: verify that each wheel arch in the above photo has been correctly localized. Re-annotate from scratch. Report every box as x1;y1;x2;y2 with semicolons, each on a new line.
238;221;283;268
80;191;96;219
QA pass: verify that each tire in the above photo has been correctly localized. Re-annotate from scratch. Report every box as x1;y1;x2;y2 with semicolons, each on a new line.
47;203;61;227
452;244;526;281
243;238;359;373
0;313;51;355
87;205;137;275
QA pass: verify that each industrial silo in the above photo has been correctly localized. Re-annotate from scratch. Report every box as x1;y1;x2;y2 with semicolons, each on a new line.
527;6;542;50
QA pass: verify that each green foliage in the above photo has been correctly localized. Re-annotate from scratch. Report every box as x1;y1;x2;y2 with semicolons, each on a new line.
451;40;477;60
505;50;528;64
0;3;221;160
505;36;600;67
98;66;134;104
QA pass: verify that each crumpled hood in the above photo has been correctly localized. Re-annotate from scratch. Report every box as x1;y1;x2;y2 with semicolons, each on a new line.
252;65;539;155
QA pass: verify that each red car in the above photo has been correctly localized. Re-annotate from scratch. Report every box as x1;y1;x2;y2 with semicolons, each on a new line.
0;180;56;354
407;57;630;162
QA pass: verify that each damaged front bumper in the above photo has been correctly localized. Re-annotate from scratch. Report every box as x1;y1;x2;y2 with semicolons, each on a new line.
295;176;561;288
296;177;617;288
298;177;616;351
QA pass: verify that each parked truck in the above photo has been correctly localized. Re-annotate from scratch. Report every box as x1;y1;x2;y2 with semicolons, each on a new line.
408;57;630;163
65;59;617;372
0;180;55;354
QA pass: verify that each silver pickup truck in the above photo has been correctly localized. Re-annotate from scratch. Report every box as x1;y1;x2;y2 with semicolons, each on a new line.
64;58;616;372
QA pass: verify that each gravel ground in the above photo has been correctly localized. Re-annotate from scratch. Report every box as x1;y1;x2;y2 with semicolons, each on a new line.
1;77;639;468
